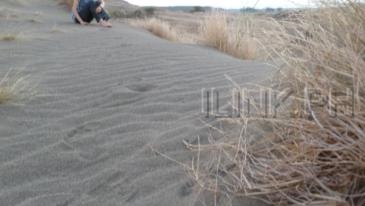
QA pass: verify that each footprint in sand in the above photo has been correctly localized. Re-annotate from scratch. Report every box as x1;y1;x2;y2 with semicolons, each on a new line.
66;122;101;139
178;180;195;197
126;83;156;93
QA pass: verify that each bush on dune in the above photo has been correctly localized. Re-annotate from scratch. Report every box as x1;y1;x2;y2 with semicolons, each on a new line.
186;1;365;205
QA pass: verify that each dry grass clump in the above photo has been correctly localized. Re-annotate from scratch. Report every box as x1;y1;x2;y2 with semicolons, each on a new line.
0;69;32;105
200;13;257;60
0;33;18;41
129;13;259;58
0;88;12;104
130;18;178;41
185;1;365;205
51;24;64;33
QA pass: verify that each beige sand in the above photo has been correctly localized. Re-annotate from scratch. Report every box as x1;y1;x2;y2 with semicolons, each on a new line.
0;1;272;205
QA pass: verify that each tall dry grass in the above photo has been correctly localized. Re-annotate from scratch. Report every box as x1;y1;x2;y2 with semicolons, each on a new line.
185;1;365;205
200;13;257;60
130;18;178;41
130;13;259;59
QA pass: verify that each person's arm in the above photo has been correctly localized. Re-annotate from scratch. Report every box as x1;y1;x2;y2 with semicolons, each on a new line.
72;0;86;25
95;0;105;13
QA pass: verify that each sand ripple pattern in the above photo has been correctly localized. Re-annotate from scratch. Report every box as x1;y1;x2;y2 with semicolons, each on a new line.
0;2;272;206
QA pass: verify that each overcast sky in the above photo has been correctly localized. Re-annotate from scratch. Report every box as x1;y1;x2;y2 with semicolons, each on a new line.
126;0;316;9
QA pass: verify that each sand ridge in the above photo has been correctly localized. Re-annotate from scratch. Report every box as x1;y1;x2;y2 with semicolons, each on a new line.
0;1;272;205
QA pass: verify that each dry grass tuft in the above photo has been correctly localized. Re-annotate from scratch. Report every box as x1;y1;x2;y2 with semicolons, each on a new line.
0;69;32;105
0;33;18;41
185;1;365;205
0;89;12;104
200;13;257;60
51;24;64;33
130;18;178;41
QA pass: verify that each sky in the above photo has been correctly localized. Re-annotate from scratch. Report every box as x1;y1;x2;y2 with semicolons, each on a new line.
126;0;316;9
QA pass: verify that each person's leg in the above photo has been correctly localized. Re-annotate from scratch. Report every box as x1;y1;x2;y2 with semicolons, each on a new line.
89;1;102;23
75;4;93;23
99;11;112;27
89;1;112;27
98;9;111;22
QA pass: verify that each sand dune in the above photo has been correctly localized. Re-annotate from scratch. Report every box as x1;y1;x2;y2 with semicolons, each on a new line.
0;1;272;205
